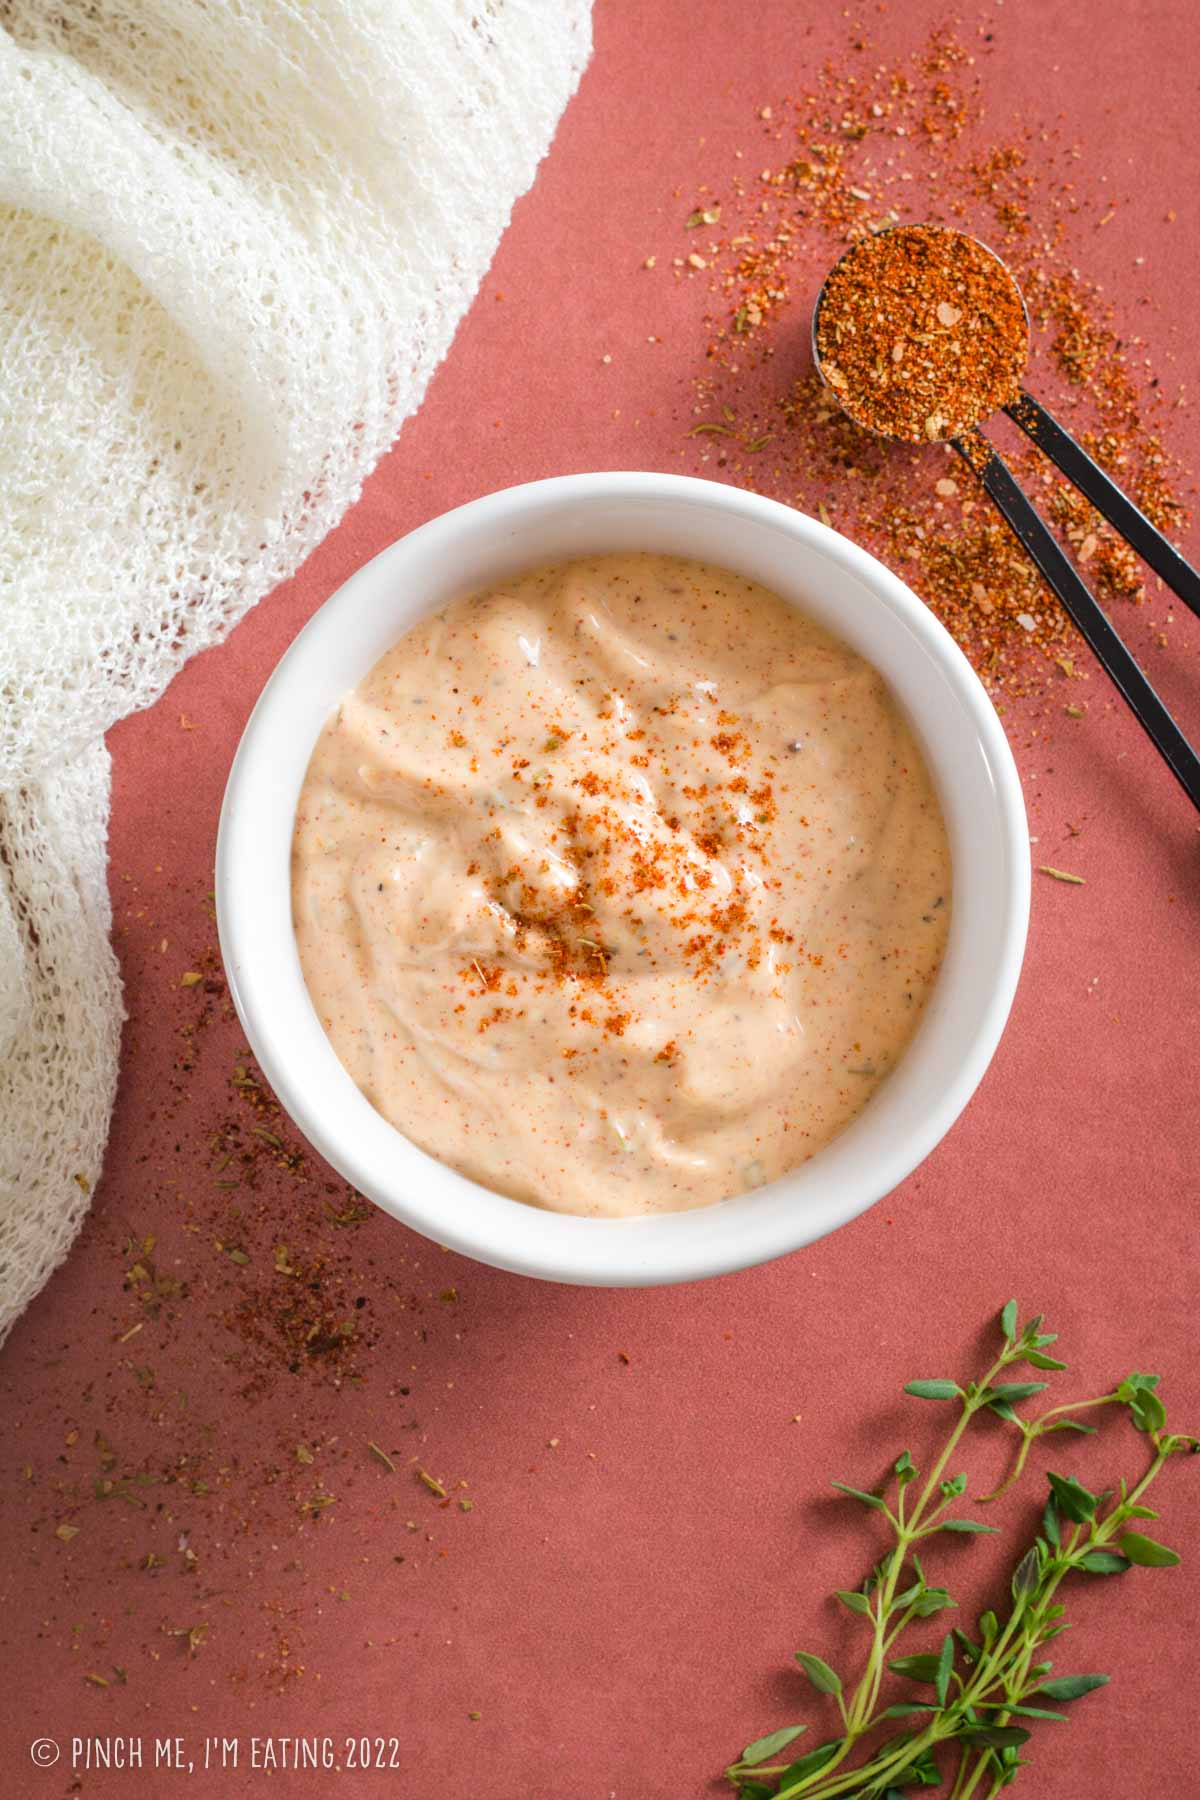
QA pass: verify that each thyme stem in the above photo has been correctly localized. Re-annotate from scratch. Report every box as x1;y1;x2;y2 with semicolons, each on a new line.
725;1306;1196;1800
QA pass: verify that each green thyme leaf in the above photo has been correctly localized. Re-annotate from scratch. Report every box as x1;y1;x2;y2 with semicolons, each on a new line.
1129;1388;1168;1434
740;1724;807;1765
888;1763;942;1789
904;1379;962;1400
1116;1371;1161;1396
934;1632;955;1706
888;1653;941;1682
1042;1498;1060;1548
1079;1550;1131;1575
911;1587;956;1616
835;1589;872;1617
831;1480;887;1511
1012;1545;1041;1599
1046;1471;1097;1522
890;1745;943;1786
777;1739;842;1783
1036;1674;1110;1701
1024;1351;1069;1371
1117;1532;1180;1567
1000;1300;1018;1341
958;1725;1032;1749
795;1652;842;1696
936;1519;1000;1534
988;1382;1050;1402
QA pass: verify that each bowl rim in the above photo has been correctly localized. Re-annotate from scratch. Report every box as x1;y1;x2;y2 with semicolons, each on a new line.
216;471;1029;1286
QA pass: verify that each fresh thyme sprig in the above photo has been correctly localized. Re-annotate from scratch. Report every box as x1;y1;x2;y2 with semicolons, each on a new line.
725;1303;1197;1800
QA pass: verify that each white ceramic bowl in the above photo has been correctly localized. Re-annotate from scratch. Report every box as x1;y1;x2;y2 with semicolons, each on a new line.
217;473;1028;1286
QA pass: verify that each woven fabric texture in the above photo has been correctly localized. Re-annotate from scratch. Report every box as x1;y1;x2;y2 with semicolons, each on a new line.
0;0;590;1340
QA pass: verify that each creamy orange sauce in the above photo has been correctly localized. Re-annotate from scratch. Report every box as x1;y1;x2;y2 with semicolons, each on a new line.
292;554;951;1216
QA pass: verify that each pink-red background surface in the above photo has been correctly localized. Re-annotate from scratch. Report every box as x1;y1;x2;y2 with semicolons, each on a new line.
3;2;1199;1796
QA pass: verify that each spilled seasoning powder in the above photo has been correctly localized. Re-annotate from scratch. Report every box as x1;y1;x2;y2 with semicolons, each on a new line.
671;23;1193;701
17;888;483;1695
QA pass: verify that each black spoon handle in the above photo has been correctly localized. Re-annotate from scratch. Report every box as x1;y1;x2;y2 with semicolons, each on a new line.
956;436;1200;813
1005;388;1200;621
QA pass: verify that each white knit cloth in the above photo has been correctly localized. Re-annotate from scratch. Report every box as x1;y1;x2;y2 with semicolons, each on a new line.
0;0;590;1341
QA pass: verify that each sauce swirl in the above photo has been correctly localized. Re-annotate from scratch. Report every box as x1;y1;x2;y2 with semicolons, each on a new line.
292;554;951;1215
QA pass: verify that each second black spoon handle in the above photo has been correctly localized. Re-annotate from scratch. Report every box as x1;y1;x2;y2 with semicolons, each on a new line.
1006;388;1200;621
958;437;1200;813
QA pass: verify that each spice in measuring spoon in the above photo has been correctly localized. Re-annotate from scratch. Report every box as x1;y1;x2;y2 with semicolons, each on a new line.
816;224;1200;620
813;225;1029;444
813;225;1200;812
